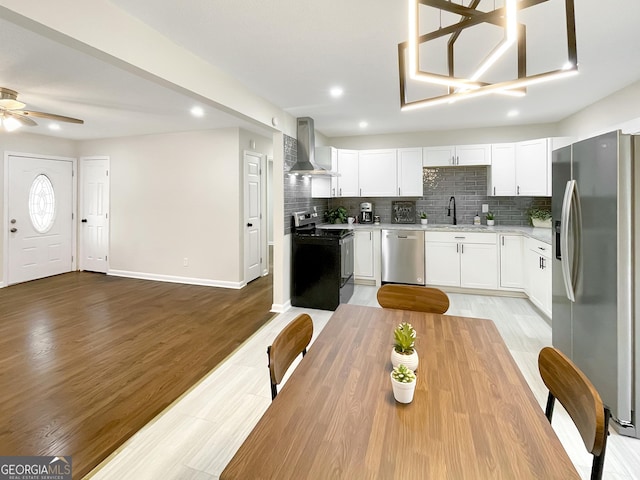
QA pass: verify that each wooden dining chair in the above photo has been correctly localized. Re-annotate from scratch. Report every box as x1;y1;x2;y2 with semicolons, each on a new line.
376;284;450;314
538;346;611;480
267;313;314;400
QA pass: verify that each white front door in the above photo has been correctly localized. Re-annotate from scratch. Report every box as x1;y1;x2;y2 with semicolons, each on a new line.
80;157;110;273
7;155;74;285
244;151;262;283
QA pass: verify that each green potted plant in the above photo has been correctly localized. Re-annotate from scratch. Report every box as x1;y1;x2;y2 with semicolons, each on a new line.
528;208;552;228
325;206;348;224
390;322;418;371
486;211;495;226
390;364;417;403
419;211;428;225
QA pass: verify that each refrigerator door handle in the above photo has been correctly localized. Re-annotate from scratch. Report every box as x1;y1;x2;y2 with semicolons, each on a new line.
560;179;583;302
561;180;575;301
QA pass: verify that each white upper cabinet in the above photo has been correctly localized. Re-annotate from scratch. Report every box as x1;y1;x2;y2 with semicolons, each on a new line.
489;143;517;196
358;149;397;197
515;139;550;196
397;148;423;197
422;146;456;166
423;144;491;166
489;139;550;196
336;149;359;197
310;146;337;198
455;144;491;166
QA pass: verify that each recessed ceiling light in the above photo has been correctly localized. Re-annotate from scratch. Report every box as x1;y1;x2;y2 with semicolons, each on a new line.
330;87;344;98
48;123;61;131
507;110;519;117
359;121;368;129
190;106;205;117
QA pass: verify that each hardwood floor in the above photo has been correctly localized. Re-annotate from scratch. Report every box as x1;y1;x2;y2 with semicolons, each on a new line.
89;286;640;480
0;272;273;479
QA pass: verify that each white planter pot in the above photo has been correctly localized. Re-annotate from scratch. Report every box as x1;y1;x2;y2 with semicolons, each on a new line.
420;218;428;225
486;219;495;226
391;348;419;372
390;374;416;403
531;217;552;228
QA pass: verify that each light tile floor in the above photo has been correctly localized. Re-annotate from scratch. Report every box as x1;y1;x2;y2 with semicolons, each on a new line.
88;287;640;479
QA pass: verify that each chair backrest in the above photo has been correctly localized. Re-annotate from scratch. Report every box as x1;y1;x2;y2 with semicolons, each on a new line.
538;346;609;478
377;284;450;314
268;313;314;395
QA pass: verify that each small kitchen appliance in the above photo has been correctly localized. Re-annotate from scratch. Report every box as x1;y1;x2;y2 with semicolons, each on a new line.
359;202;373;224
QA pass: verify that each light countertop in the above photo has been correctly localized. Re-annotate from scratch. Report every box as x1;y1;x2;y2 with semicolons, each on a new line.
318;222;552;244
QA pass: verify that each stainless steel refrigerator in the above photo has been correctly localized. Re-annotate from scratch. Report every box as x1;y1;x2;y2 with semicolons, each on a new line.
552;130;638;437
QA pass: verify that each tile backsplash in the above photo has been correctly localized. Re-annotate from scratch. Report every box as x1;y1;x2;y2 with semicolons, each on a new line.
283;134;329;235
329;166;551;226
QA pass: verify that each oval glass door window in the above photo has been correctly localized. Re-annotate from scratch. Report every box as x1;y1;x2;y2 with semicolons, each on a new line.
29;174;56;233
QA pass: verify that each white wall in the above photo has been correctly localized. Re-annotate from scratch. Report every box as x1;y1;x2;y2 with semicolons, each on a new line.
78;129;249;286
557;79;640;140
327;123;558;149
0;132;77;286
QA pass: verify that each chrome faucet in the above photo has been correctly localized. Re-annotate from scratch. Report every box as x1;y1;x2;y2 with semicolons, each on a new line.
447;196;457;225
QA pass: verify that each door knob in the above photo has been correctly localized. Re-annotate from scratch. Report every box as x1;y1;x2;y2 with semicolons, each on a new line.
81;219;88;223
10;228;17;233
10;219;16;224
247;223;253;227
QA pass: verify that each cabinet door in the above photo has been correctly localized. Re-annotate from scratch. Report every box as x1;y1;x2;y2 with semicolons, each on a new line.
499;234;523;289
354;230;375;279
540;254;552;317
358;150;397;196
425;242;460;286
489;144;516;196
336;149;359;197
516;139;549;196
526;248;545;311
397;148;423;196
423;146;455;166
456;144;491;166
460;243;498;289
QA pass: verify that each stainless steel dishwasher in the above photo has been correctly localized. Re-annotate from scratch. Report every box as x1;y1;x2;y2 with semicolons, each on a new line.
381;229;425;285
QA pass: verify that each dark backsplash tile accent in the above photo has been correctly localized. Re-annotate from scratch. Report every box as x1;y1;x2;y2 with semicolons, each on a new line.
283;134;329;235
329;166;551;226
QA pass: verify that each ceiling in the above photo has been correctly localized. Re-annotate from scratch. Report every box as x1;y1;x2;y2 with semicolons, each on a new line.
2;0;640;140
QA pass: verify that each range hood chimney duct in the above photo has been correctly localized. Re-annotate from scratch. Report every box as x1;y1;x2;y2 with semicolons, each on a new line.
289;117;334;176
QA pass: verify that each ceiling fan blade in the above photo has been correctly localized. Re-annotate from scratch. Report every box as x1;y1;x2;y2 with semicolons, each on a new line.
7;110;38;127
21;110;84;124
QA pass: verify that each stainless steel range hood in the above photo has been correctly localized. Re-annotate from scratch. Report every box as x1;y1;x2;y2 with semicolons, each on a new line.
289;117;337;176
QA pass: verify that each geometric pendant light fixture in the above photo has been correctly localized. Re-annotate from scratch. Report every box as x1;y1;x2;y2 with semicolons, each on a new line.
398;0;578;110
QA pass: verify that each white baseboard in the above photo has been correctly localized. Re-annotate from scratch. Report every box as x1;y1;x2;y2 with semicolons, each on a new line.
108;269;244;289
271;300;291;313
0;281;5;288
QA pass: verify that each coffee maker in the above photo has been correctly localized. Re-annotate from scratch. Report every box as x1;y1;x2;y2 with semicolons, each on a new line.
359;202;373;224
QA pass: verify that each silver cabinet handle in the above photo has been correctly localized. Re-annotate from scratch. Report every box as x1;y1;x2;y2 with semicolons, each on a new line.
398;187;401;195
538;246;546;251
339;188;342;196
360;188;362;196
456;156;459;165
456;244;459;253
493;186;496;195
517;185;520;195
461;244;464;254
454;236;466;239
502;236;504;246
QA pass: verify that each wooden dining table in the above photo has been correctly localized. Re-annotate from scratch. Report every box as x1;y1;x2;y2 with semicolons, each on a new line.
221;304;580;479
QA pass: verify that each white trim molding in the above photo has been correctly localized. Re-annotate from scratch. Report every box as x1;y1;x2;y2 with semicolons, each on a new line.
270;300;291;313
108;269;244;289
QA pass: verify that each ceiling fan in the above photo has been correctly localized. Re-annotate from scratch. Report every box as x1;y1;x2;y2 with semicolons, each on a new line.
0;87;84;131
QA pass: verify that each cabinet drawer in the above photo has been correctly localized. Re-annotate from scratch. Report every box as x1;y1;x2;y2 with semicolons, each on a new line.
426;231;497;244
526;237;551;258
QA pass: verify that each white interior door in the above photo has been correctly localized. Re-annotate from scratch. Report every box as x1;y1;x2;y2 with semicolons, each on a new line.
7;155;74;285
80;157;110;273
244;151;262;283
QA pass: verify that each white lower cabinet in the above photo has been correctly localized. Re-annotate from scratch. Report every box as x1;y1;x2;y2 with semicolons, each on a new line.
499;234;524;289
425;232;498;289
354;229;380;285
525;237;552;317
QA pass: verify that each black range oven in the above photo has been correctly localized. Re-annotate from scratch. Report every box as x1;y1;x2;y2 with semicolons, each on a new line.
291;210;354;311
